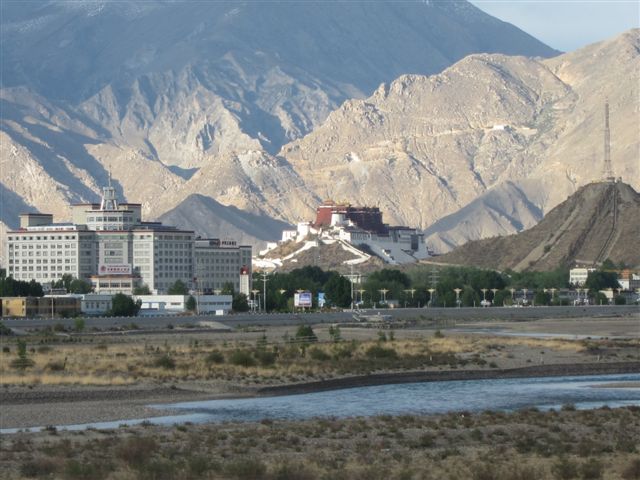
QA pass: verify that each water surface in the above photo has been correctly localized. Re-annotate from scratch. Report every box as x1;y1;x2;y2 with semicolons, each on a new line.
4;373;639;434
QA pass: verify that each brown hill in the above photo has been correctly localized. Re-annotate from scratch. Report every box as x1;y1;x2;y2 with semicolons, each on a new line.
434;182;640;271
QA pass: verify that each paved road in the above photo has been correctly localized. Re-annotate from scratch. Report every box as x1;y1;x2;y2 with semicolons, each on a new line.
2;305;638;330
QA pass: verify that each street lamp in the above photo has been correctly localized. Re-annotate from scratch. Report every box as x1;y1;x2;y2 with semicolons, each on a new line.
481;288;488;305
490;288;499;306
403;289;416;308
509;288;516;304
357;289;366;307
453;288;462;308
378;289;389;305
427;288;436;307
251;289;259;313
522;288;529;306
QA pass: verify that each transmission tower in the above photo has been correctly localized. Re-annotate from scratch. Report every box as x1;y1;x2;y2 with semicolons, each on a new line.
603;101;615;182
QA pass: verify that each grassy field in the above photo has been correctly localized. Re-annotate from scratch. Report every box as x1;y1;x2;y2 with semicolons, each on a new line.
1;407;639;479
2;325;636;387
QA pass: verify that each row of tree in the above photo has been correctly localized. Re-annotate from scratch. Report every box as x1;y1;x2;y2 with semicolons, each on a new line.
250;263;625;311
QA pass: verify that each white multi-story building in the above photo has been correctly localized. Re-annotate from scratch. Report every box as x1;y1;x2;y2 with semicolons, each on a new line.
569;267;595;286
6;180;250;295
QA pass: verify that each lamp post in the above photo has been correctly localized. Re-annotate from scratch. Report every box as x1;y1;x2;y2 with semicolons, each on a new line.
427;288;436;308
357;289;366;308
251;289;259;313
453;288;462;308
378;289;389;305
403;288;416;308
490;288;499;306
509;288;516;304
481;288;488;306
522;288;529;306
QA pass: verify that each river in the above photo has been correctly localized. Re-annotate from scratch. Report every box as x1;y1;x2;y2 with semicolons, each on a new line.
3;373;639;434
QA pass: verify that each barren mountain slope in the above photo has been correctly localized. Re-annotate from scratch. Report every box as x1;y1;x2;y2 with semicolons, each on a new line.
434;182;640;271
0;0;558;235
157;194;293;249
281;30;639;251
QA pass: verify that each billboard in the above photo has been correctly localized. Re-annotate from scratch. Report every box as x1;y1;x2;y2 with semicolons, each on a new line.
294;291;312;308
317;292;325;308
98;264;132;275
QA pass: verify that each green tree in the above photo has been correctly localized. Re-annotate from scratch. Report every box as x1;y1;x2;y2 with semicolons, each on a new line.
295;325;317;343
11;339;34;369
461;287;480;307
232;293;249;312
167;279;189;295
52;273;74;292
534;290;551;306
614;295;627;305
186;295;197;312
585;271;619;292
133;284;151;295
221;282;235;295
323;273;352;308
108;293;140;317
0;277;44;297
69;278;92;294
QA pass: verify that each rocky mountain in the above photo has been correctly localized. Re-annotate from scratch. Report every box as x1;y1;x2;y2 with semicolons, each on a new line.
0;0;558;246
2;2;638;268
157;194;292;249
433;182;640;271
283;30;639;251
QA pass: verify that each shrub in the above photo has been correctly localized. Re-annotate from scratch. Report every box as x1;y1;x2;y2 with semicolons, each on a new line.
205;350;225;365
11;339;34;369
188;455;212;477
255;349;277;366
45;360;66;372
20;457;58;477
229;350;256;367
153;354;176;370
116;436;157;467
74;318;85;332
64;460;103;480
365;345;398;359
622;458;640;479
551;457;579;480
580;459;604;480
295;325;317;343
434;330;444;338
223;457;267;479
309;348;330;361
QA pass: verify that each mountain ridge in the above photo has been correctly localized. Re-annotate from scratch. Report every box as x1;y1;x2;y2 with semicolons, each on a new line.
433;182;640;271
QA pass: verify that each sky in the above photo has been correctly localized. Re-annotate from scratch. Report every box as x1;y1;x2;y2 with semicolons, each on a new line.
469;0;639;52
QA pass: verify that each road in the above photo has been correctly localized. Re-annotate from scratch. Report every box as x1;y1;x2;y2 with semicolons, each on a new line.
2;305;638;330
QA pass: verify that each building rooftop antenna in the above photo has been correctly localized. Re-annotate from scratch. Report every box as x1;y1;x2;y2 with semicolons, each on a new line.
603;100;615;182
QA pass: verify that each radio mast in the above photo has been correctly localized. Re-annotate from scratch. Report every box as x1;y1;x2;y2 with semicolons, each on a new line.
603;101;614;182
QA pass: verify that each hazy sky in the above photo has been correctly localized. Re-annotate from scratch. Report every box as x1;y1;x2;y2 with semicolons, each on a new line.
469;1;639;52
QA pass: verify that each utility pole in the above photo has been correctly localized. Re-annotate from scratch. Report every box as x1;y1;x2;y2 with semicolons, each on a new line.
261;271;269;313
350;264;354;310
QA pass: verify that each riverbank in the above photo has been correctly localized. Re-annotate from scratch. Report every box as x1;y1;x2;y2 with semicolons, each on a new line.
2;361;639;430
2;405;639;480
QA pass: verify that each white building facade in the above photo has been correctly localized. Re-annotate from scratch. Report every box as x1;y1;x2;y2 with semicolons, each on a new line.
6;181;249;295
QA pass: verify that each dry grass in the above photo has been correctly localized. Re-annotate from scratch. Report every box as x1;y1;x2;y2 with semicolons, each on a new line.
0;330;633;386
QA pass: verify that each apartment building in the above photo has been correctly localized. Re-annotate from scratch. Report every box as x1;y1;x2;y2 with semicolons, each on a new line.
6;180;249;295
